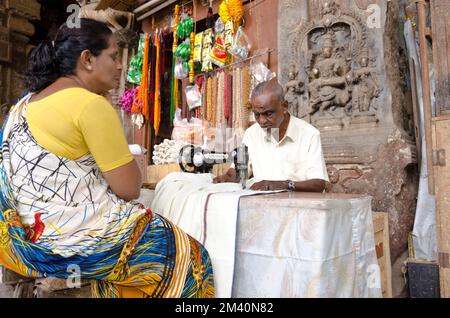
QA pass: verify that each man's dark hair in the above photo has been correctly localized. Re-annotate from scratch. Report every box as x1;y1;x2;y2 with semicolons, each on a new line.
25;19;113;93
251;78;285;103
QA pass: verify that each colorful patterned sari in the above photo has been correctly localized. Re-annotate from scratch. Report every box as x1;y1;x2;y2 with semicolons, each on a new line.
0;94;214;298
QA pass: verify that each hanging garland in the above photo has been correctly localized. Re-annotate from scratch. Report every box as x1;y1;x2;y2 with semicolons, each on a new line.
189;31;196;84
131;33;150;127
242;64;251;128
119;88;138;114
153;34;161;136
170;5;181;122
219;1;231;23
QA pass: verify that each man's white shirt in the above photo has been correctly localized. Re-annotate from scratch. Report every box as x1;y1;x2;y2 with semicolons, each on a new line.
242;115;329;182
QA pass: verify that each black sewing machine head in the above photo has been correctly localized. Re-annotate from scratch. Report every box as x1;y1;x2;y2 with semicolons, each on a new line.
178;144;249;188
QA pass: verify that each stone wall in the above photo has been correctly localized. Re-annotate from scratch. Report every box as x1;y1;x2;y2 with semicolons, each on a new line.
0;0;40;107
278;0;418;262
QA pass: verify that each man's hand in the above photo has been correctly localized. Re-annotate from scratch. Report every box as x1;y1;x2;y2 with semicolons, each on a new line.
250;180;288;191
213;174;235;184
213;168;239;184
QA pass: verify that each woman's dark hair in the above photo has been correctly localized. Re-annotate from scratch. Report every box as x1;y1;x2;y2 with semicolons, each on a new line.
25;18;113;93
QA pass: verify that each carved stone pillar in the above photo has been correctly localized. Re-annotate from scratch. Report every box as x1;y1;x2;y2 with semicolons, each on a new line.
279;0;417;262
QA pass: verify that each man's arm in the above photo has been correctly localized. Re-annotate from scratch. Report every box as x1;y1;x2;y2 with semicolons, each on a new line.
250;179;326;192
293;179;326;192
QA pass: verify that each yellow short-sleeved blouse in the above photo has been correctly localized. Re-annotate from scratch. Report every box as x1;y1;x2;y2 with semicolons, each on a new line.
26;88;133;172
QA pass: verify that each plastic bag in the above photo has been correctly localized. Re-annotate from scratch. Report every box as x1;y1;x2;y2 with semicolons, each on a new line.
127;34;145;84
175;38;191;60
185;84;202;110
172;109;216;146
174;59;189;79
229;26;252;60
250;61;276;86
215;17;225;34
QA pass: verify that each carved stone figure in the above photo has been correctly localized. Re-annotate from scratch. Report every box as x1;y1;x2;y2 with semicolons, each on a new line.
350;47;381;113
307;31;350;116
286;0;381;124
284;64;304;117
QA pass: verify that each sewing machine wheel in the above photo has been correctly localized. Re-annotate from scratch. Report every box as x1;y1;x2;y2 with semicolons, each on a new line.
178;145;196;173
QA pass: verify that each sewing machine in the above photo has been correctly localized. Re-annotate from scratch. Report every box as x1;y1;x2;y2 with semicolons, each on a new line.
178;144;249;189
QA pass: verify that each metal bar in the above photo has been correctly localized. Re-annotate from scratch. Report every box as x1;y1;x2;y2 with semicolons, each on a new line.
417;0;434;194
195;49;275;78
137;0;178;22
133;0;165;14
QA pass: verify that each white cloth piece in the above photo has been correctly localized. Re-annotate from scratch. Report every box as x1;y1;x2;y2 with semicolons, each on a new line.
404;20;437;261
151;172;279;298
239;116;329;182
233;195;382;298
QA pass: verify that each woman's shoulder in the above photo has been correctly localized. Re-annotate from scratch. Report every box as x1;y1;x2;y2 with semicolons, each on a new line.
29;87;112;116
30;87;105;105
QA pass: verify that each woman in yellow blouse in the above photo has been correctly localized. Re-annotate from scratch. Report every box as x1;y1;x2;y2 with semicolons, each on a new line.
0;18;214;298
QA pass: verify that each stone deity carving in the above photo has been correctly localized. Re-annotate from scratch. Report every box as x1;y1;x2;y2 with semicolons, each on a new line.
350;48;381;113
307;31;350;116
284;64;305;117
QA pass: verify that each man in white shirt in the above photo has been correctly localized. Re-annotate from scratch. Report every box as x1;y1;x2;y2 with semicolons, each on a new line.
214;79;329;192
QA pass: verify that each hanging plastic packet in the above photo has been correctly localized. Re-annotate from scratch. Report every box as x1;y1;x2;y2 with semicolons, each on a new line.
175;38;191;61
209;34;228;67
224;20;234;51
201;28;214;72
174;59;189;79
229;26;252;60
185;84;202;110
131;113;144;129
127;34;145;84
193;32;203;63
215;17;225;35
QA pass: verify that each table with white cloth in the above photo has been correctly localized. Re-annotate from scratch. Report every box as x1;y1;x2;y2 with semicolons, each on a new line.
233;192;381;298
150;173;382;298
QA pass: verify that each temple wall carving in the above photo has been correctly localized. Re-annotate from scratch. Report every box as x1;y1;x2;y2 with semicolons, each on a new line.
279;0;417;262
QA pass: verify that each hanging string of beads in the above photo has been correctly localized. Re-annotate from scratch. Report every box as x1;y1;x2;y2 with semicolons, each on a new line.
242;64;251;127
216;71;225;128
131;33;150;127
224;71;232;127
206;76;213;122
211;74;218;128
232;67;238;128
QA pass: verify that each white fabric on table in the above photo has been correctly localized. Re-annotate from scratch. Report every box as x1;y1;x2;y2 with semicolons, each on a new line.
233;195;382;298
151;172;277;298
151;173;381;298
